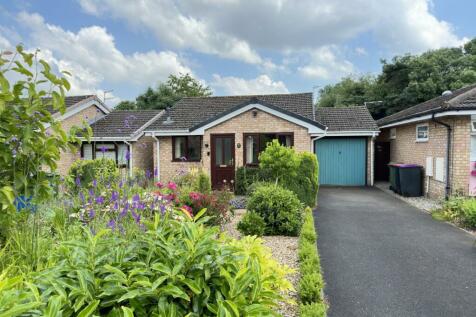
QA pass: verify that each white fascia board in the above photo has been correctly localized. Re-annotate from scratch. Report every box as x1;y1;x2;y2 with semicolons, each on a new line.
379;110;476;129
46;99;110;129
192;103;326;135
318;130;380;137
79;137;130;142
145;130;192;136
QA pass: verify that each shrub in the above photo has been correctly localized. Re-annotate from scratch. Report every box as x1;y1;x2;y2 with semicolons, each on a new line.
195;170;211;193
186;190;234;227
459;199;476;228
235;166;261;195
259;139;299;182
298;207;326;316
0;214;292;316
237;212;266;236
288;152;319;207
247;183;303;236
300;302;327;317
67;158;118;191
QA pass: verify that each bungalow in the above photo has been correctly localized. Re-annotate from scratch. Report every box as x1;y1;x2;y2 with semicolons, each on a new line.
376;84;476;199
83;93;379;188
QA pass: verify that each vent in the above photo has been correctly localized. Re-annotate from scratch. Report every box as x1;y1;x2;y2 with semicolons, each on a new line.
163;107;174;125
441;90;453;97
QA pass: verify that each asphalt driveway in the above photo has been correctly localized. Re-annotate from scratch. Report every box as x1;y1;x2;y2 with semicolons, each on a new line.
315;187;476;317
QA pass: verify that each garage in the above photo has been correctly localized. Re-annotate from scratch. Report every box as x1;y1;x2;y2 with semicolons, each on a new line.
315;137;367;186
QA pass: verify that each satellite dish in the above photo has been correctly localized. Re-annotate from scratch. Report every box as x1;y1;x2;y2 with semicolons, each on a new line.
442;90;453;96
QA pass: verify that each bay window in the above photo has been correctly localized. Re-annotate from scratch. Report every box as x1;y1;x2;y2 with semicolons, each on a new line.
244;133;294;165
172;136;202;161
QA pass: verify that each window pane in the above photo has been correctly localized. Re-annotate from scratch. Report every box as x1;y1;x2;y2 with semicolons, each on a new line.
96;151;116;161
188;136;201;161
118;144;128;165
260;134;275;152
246;135;259;164
215;138;223;166
417;126;428;139
83;144;93;160
223;137;232;165
174;137;186;160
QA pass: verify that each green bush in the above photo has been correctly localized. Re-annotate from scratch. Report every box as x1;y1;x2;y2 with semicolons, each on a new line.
235;166;262;195
67;158;118;191
237;212;266;236
195;170;212;193
247;183;303;236
291;152;319;207
300;302;327;317
298;207;326;315
0;214;292;316
459;199;476;228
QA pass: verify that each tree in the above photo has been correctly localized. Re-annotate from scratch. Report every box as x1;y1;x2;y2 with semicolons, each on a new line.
317;38;476;119
0;45;90;235
115;100;136;110
133;73;212;110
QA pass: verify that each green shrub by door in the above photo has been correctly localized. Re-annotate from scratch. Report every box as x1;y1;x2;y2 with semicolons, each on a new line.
315;137;366;186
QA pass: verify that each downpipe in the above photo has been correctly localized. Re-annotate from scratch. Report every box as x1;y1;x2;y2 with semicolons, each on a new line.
431;114;452;200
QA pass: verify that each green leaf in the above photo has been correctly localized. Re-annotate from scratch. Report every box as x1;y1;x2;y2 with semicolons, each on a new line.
182;278;201;294
44;295;63;317
77;300;100;317
0;302;41;317
121;307;134;317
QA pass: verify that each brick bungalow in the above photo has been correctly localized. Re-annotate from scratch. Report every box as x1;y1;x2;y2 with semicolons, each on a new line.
376;84;476;199
81;93;379;189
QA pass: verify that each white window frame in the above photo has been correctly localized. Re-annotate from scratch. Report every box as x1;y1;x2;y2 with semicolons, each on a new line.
389;128;396;139
416;123;429;142
471;120;476;133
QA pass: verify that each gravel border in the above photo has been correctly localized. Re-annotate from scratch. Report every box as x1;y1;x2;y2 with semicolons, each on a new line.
224;209;299;317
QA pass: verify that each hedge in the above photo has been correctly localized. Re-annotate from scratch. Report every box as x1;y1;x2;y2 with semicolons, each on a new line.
299;207;327;316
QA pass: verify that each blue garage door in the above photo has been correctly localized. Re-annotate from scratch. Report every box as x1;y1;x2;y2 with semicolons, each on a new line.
315;137;367;186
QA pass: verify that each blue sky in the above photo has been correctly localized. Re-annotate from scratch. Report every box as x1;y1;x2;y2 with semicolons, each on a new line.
1;0;474;106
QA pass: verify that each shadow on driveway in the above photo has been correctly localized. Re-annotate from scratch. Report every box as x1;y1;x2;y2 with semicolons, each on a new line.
315;186;476;317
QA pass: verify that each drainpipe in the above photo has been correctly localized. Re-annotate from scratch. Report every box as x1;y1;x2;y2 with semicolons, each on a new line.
124;140;133;178
152;134;160;181
310;127;328;153
370;131;377;186
431;113;452;200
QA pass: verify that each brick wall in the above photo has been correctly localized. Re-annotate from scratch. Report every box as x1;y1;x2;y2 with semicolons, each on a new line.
54;104;106;175
378;116;471;199
153;109;311;183
131;136;156;175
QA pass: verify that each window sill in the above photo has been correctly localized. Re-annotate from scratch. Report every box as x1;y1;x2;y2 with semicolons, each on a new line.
171;159;201;163
415;139;429;143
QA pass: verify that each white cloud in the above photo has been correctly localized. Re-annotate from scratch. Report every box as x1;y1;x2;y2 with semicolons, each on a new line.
0;34;11;50
355;47;367;56
78;0;466;59
298;46;355;80
211;74;289;95
7;12;192;104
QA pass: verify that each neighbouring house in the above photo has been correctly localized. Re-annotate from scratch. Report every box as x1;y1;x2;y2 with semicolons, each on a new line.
82;93;379;189
48;95;111;175
376;84;476;200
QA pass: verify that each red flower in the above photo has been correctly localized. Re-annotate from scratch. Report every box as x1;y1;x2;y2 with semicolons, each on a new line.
189;192;202;201
155;182;164;188
167;182;177;191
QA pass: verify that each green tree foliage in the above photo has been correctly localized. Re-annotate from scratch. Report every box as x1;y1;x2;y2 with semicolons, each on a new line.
318;38;476;119
119;73;212;110
0;45;89;231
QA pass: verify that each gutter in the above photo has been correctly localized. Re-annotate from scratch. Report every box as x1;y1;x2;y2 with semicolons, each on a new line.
124;140;133;178
431;113;452;200
310;127;328;153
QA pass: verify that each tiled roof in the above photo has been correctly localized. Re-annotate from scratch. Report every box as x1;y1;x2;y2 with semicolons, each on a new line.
146;93;317;131
315;106;379;131
378;84;476;126
46;95;97;114
90;110;162;137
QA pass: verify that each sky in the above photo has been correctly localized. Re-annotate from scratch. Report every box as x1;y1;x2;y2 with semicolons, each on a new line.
0;0;474;107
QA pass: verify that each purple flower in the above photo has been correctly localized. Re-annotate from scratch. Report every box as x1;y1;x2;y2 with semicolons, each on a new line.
79;191;85;202
92;179;97;187
154;168;158;177
160;204;166;215
10;136;18;143
89;188;94;197
132;194;140;203
124;119;130;128
95;196;105;204
120;203;129;218
107;219;116;230
89;209;96;219
12;149;17;158
113;201;119;210
119;180;124;188
100;145;107;153
75;176;81;186
111;191;119;201
131;211;141;224
146;170;152;179
125;150;131;161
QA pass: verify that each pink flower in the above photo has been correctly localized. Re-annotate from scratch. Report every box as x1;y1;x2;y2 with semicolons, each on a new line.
155;182;164;188
167;181;177;191
189;192;202;201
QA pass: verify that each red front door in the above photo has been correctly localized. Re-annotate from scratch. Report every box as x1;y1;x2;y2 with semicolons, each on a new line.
211;134;235;189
